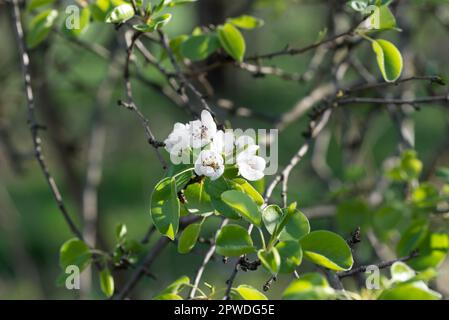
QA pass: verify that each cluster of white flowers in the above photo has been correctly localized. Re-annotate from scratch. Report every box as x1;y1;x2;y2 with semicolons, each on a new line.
164;110;266;181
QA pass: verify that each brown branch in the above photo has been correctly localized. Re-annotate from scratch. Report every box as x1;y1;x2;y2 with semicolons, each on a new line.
337;251;419;278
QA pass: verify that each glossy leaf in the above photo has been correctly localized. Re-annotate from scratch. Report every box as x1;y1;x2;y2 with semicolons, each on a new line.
282;273;335;300
180;34;220;61
178;223;201;254
217;23;246;62
258;247;281;274
154;275;190;299
215;225;255;257
105;4;134;23
379;282;441;300
276;241;303;274
262;205;282;235
150;177;180;240
409;233;449;271
371;39;403;82
221;190;261;226
231;178;264;206
100;268;114;298
234;285;268;300
300;231;353;271
227;15;264;29
59;238;92;272
26;9;59;48
279;209;310;241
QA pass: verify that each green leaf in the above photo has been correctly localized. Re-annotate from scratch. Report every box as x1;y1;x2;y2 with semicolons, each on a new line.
151;13;173;30
390;262;415;283
26;9;59;49
378;282;441;300
336;199;369;234
396;219;428;257
105;4;134;23
262;205;282;235
178;223;201;254
215;225;255;257
227;15;264;29
258;248;281;274
150;177;180;240
154;293;183;300
409;233;449;271
234;285;268;300
100;269;114;298
115;223;127;243
27;0;56;11
276;241;303;274
59;238;92;271
221;190;261;226
279;209;310;241
63;6;91;37
154;275;190;299
184;180;214;215
231;178;264;206
371;39;403;82
90;0;111;22
282;273;335;300
205;178;240;220
217;23;246;62
370;5;397;30
168;0;198;6
180;34;220;61
300;231;353;271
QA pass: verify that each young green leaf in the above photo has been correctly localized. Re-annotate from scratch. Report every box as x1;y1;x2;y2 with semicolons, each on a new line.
153;275;190;299
218;23;246;62
408;233;449;271
234;285;268;300
396;219;428;257
178;223;201;254
258;248;281;274
26;9;59;49
262;205;283;235
115;223;127;243
215;225;255;257
276;241;303;274
184;180;214;215
221;190;262;226
150;177;180;240
180;34;220;61
282;273;335;300
227;15;264;29
371;39;403;82
279;209;310;241
99;268;114;298
300;230;353;271
59;238;92;272
231;178;264;206
390;262;415;283
370;5;397;30
378;282;441;300
105;3;134;24
205;178;240;220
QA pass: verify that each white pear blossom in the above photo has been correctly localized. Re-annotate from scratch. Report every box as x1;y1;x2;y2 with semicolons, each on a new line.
211;130;235;159
194;150;224;180
164;122;191;156
236;145;266;181
189;110;217;149
235;135;255;150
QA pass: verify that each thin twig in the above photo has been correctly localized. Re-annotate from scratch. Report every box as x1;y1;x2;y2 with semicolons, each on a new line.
9;0;83;240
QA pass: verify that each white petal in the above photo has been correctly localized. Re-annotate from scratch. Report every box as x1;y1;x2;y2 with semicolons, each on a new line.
201;110;217;138
239;163;264;181
235;135;255;149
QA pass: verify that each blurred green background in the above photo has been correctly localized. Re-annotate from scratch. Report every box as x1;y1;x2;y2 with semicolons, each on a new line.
1;0;449;299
